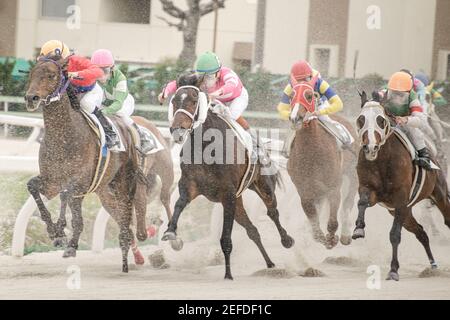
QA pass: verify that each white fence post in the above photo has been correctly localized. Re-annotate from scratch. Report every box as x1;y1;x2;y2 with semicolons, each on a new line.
91;208;110;253
11;196;46;257
3;102;8;137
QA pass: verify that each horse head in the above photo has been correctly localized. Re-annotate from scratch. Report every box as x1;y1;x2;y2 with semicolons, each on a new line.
357;91;392;161
169;73;209;144
289;80;319;127
25;54;70;112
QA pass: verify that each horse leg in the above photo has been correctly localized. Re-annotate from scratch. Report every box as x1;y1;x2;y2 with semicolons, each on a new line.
430;172;450;230
98;190;133;272
156;162;175;223
27;176;57;240
251;179;294;248
352;190;373;239
301;198;326;245
53;191;69;247
134;182;148;242
221;193;236;280
162;178;193;242
234;197;275;269
63;196;84;258
386;207;408;281
402;213;437;269
340;174;358;245
325;190;340;249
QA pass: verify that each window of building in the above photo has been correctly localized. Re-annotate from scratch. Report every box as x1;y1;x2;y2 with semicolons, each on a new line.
437;50;450;81
447;53;450;80
232;42;253;70
100;0;151;24
41;0;75;18
308;45;339;78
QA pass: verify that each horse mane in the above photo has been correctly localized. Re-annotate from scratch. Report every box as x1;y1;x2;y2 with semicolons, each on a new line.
66;85;81;111
176;72;202;88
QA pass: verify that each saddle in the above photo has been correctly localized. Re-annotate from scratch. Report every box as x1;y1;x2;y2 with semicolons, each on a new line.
210;103;258;198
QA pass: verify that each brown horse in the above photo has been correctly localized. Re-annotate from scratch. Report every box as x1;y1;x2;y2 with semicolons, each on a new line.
24;56;161;272
287;84;358;249
132;117;177;249
162;74;294;280
353;91;450;281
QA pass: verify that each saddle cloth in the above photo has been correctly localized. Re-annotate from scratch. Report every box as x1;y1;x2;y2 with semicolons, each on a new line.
210;103;258;198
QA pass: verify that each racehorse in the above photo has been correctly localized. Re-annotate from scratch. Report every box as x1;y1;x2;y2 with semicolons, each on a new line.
353;91;450;281
24;55;169;272
287;82;358;249
162;74;294;280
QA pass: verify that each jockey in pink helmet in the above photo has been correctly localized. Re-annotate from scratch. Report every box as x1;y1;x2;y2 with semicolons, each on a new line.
91;49;154;153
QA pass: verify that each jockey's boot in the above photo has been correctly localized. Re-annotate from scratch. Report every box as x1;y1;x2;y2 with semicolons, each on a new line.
415;147;432;171
133;123;155;154
94;108;119;148
281;127;296;158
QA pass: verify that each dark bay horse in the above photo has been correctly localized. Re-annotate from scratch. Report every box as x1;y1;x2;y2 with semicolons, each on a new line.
288;83;358;249
162;74;294;280
353;91;450;281
25;56;154;272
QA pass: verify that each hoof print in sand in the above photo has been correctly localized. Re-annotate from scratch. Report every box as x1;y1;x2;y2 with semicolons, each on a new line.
323;256;360;267
148;250;170;269
299;268;326;278
252;268;296;279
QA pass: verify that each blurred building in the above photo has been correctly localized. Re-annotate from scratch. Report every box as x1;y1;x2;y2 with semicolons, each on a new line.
1;0;449;80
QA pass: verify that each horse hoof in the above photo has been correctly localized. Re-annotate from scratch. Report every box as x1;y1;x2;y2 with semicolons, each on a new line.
281;235;295;249
63;247;76;258
325;234;339;250
161;231;177;241
267;262;276;269
122;264;129;273
352;228;365;240
340;235;352;246
386;271;400;281
133;251;145;266
53;237;67;248
136;230;148;242
224;274;234;281
170;238;184;251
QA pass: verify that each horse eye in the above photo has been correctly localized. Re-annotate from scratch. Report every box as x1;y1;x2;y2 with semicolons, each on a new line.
376;115;386;129
357;115;365;130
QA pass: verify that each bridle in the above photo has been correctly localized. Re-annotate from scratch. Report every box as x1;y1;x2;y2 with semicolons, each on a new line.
169;85;208;133
28;58;71;111
358;101;394;148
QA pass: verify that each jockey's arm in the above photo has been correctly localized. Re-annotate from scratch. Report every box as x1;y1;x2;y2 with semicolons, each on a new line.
215;70;241;100
316;79;343;116
69;56;104;87
406;96;425;128
277;84;293;121
103;79;128;115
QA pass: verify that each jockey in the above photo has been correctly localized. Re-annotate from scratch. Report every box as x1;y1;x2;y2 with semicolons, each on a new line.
277;60;349;157
159;51;268;164
415;73;448;107
380;71;432;170
90;49;154;153
38;40;119;148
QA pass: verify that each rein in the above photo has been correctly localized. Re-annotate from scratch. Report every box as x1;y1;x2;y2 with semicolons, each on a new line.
28;58;71;111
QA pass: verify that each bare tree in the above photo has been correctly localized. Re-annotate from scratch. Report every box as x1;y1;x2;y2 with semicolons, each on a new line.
158;0;227;64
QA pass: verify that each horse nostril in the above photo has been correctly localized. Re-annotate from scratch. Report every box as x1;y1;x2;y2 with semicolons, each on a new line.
32;96;40;101
374;145;380;152
363;145;369;153
170;127;175;134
